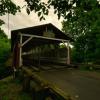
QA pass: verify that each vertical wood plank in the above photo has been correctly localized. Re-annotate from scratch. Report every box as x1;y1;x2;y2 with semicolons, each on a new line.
19;34;22;67
67;41;70;65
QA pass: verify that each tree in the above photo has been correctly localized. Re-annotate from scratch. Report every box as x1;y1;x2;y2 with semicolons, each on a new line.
62;0;100;39
0;0;20;28
0;28;11;78
24;0;80;20
0;29;10;63
62;0;100;63
1;0;100;25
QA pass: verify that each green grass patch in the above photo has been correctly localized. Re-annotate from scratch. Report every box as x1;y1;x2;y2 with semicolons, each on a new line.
0;76;32;100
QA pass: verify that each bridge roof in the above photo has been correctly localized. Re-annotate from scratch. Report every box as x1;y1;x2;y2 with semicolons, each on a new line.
11;23;73;51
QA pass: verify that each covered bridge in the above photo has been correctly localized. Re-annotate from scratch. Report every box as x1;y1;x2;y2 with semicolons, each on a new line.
11;23;73;70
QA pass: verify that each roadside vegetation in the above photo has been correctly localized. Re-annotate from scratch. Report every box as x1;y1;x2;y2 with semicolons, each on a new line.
0;76;32;100
0;28;11;79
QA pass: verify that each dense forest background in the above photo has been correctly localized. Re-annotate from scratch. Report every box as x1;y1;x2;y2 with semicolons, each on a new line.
62;0;100;64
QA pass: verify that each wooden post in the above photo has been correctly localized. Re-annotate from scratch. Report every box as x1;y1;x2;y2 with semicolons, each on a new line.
38;47;41;69
19;34;22;67
67;41;70;65
62;41;70;65
23;74;30;92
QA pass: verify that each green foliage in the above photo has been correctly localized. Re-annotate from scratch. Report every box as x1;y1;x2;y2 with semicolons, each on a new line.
0;29;10;64
0;0;19;73
24;0;80;20
25;0;49;20
1;0;99;23
0;0;20;29
0;19;5;26
62;0;100;64
0;0;20;16
62;0;100;39
0;76;32;100
24;0;100;21
0;28;11;78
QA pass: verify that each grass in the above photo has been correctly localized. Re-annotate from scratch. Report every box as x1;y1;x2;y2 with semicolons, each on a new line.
0;76;32;100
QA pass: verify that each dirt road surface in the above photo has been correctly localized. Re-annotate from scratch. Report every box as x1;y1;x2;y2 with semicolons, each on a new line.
37;69;100;100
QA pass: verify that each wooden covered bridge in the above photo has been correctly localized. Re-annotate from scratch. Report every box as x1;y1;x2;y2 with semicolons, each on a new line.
11;23;74;100
11;23;73;69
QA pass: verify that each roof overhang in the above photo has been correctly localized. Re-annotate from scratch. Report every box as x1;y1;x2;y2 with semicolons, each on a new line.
11;23;73;52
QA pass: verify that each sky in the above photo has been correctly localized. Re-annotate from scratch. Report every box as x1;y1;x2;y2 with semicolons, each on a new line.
1;0;63;38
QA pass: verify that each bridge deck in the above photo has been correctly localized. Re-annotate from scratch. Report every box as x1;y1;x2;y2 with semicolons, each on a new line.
22;66;100;100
